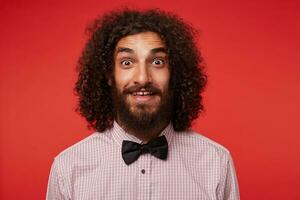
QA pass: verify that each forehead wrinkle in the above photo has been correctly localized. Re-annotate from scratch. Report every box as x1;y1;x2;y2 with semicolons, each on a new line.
115;32;166;58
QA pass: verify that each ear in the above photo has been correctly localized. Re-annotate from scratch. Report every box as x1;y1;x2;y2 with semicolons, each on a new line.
106;68;114;86
108;78;112;86
107;74;113;86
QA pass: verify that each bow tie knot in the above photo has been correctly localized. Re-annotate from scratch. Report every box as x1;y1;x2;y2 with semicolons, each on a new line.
122;135;168;165
140;144;150;154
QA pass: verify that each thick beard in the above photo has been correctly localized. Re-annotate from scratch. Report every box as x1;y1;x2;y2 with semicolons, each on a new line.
112;84;172;137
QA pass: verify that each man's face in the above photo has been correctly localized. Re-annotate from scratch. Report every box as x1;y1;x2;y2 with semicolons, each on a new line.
111;31;171;133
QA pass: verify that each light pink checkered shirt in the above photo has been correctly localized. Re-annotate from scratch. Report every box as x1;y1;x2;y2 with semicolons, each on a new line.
46;121;240;200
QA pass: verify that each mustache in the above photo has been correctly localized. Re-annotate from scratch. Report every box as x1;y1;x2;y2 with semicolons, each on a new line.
123;84;162;95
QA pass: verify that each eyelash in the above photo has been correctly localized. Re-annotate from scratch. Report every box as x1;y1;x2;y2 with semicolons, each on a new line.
152;58;165;65
119;57;166;67
120;59;133;66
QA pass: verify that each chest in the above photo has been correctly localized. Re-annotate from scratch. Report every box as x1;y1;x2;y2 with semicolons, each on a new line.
70;152;220;200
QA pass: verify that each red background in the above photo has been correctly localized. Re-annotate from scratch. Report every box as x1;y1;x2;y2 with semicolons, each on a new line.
1;0;300;199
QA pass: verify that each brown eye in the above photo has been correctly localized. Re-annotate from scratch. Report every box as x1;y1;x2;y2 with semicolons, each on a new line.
152;59;164;65
121;60;132;66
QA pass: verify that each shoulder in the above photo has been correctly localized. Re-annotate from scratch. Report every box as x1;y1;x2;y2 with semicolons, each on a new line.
51;131;113;174
56;131;111;158
173;130;232;161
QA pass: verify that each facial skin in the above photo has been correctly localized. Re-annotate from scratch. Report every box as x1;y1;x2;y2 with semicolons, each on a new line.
111;32;172;141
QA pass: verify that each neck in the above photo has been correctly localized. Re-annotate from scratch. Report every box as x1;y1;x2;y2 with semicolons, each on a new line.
116;118;169;142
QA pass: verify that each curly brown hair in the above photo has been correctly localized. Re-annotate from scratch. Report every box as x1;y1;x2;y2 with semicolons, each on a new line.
75;8;207;132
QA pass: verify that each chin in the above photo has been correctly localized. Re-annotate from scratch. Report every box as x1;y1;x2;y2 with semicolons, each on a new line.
127;100;159;112
130;105;158;116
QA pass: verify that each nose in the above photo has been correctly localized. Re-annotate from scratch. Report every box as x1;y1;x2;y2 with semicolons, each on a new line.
133;63;152;85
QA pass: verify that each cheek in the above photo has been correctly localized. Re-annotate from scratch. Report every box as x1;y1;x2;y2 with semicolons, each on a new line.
114;69;134;88
152;69;170;90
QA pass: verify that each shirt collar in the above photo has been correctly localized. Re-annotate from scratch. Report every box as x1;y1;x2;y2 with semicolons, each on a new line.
110;121;174;146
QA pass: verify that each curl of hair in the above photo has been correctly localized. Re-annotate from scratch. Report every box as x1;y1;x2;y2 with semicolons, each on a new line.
75;8;207;132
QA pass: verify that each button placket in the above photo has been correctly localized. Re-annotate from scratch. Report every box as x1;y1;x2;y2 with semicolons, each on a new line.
137;154;152;200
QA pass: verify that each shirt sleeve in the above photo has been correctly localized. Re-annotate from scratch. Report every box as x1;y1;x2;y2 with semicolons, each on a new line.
217;153;240;200
46;159;69;200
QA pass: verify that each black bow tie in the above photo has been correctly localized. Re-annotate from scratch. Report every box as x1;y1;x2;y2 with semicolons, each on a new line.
121;135;168;165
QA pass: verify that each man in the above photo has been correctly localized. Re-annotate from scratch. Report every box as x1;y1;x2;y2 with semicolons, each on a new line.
47;9;240;200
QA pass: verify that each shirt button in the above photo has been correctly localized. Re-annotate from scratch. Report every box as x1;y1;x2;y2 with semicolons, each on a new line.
141;169;146;174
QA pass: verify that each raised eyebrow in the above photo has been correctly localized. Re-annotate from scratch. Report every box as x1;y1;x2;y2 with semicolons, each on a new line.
150;47;167;54
115;47;134;54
